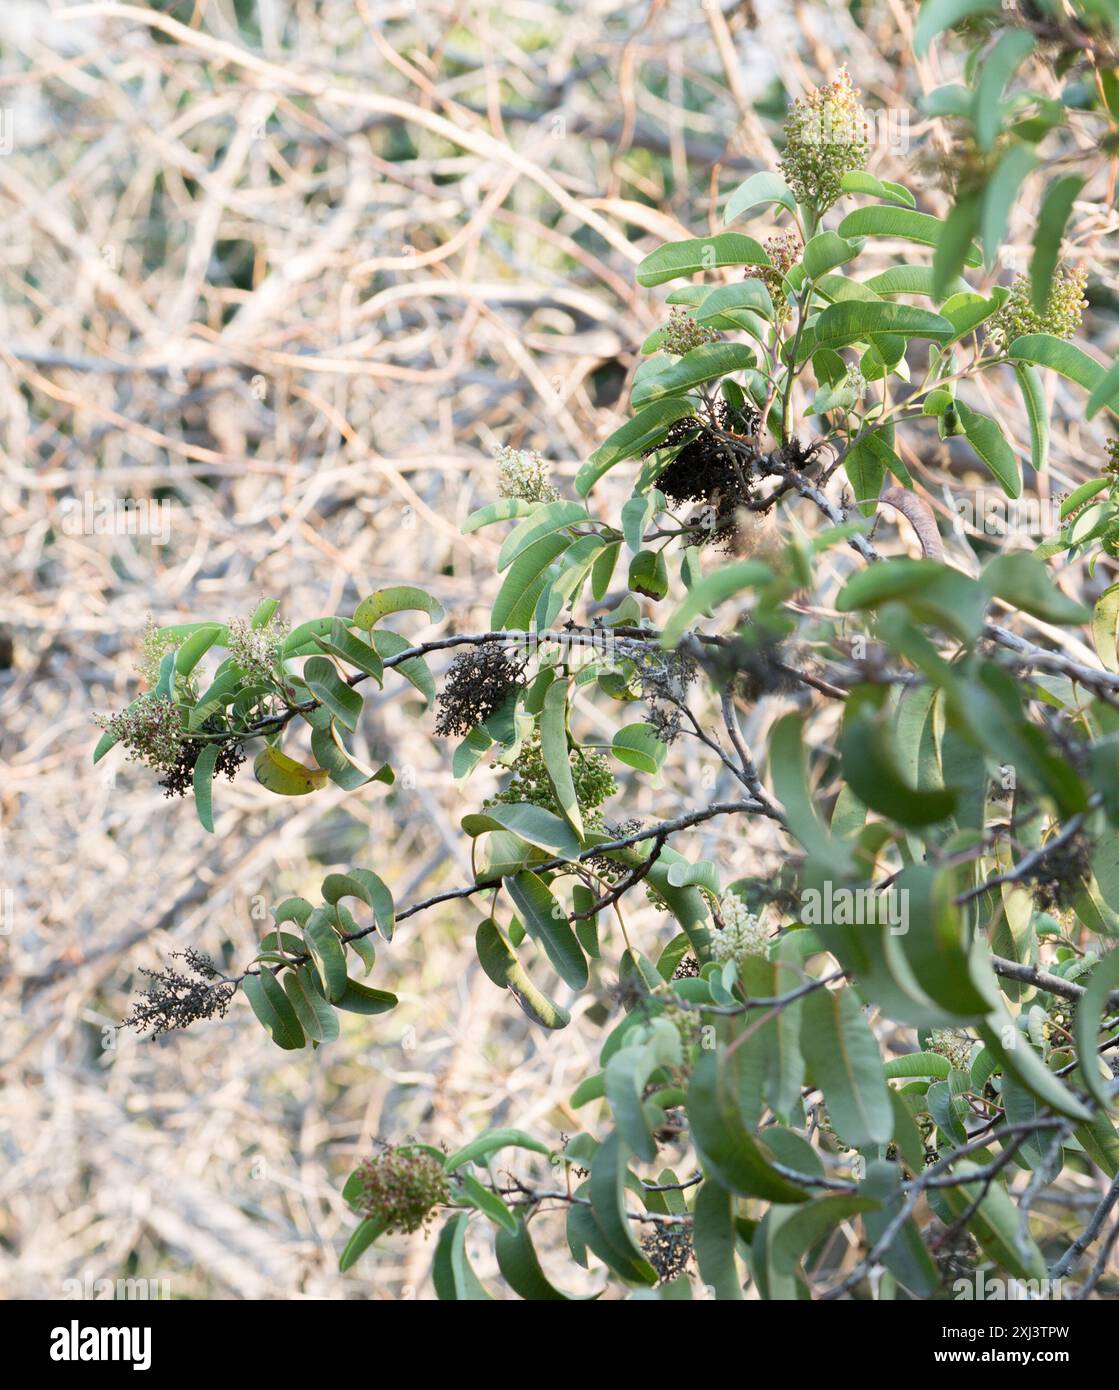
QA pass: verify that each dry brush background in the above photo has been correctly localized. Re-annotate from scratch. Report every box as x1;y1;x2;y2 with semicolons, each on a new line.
2;0;1117;1299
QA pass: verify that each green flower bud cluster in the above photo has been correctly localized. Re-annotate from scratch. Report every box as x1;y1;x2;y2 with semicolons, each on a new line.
94;694;183;773
661;307;719;357
227;613;289;684
353;1148;450;1235
1105;438;1119;479
988;267;1088;351
137;616;178;689
496;445;559;504
778;69;869;215
487;733;616;826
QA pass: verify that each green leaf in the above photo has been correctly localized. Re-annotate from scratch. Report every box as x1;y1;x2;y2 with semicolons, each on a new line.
605;1020;682;1162
1030;176;1084;314
882;1051;952;1079
939;1161;1046;1281
353;585;444;629
338;1216;389;1272
1012;362;1050;472
636;233;770;287
1074;950;1119;1110
838;701;957;827
495;1218;595;1299
588;1131;658;1284
724;171;796;222
769;713;852;879
612;723;668;775
802;231;862;279
475;917;571;1029
801;986;893;1147
1008;334;1105;392
252;746;329;795
975;30;1035;150
432;1213;493;1300
243;969;306;1050
837;558;987;642
797;300;954;360
498;500;589;572
190;743;219;832
302;655;363;731
958;399;1022;497
1093;585;1119;672
840;171;916;207
983;553;1090;625
540;680;583;838
462;803;581;860
462;498;537;533
504;871;588;989
1086;356;1119;421
577;399;696;495
631;343;757;411
628;548;669;600
837;206;981;264
334;977;397;1015
659;561;772;645
283;965;340;1043
693;1178;743;1299
312;620;384;683
914;0;1001;57
688;1049;811;1203
770;1195;880;1276
983;146;1039;266
370;628;435;706
175;624;223;677
491;532;570;630
303;909;348;1002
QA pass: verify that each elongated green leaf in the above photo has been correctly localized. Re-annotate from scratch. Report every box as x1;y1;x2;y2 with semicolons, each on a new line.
191;743;219;832
338;1216;389;1272
798;300;954;360
243;969;306;1050
801;987;893;1147
303;656;363;731
353;585;444;629
837;206;981;263
462;803;581;859
577;399;695;496
462;498;536;533
636;233;770;287
475;917;571;1029
495;1217;595;1299
939;1161;1046;1280
1074;950;1119;1110
491;532;570;630
370;628;435;706
770;1195;879;1276
1008;334;1105;392
540;680;583;838
175;624;223;677
283;965;340;1043
498;500;589;572
693;1177;743;1299
1030;175;1084;314
724;171;796;223
504;871;588;989
915;0;1001;55
304;909;348;1002
334;977;397;1015
588;1132;658;1284
631;343;757;411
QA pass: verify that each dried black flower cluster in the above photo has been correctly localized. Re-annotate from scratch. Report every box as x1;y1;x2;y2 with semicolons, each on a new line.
434;641;521;737
635;648;698;743
671;954;700;980
159;727;247;798
1025;832;1094;912
647;402;760;550
122;949;235;1037
586;816;646;885
709;631;796;702
641;1224;693;1283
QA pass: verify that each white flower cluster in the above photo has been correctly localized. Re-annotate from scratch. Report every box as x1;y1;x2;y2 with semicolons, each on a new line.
843;362;867;401
227;614;288;683
711;892;769;964
496;446;559;504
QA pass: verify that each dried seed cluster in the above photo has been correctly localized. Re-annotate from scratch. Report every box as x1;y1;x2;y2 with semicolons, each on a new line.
159;729;247;799
496;445;559;504
122;949;235;1037
641;1224;693;1283
434;642;521;736
988;267;1088;351
648;403;760;551
778;69;869;214
353;1148;450;1235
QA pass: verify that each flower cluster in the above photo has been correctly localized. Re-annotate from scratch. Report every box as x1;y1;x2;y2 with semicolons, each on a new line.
352;1147;450;1235
1106;438;1119;479
227;613;289;684
661;307;719;357
137;617;178;689
778;69;869;214
94;694;183;773
711;891;769;965
122;949;236;1037
487;733;616;827
988;267;1089;351
496;445;559;504
745;229;802;323
926;1028;974;1071
434;641;521;737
